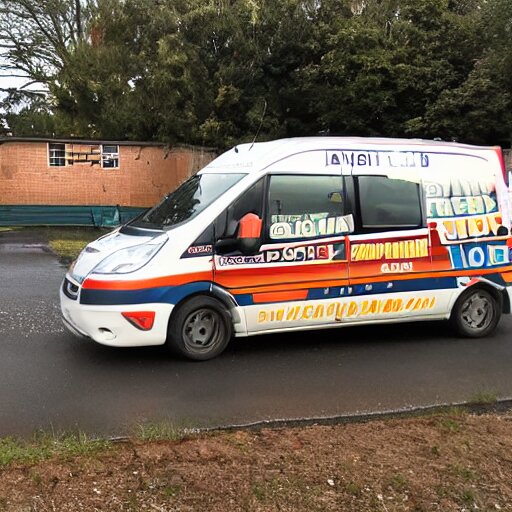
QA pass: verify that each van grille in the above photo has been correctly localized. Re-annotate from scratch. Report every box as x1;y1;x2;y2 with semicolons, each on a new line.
62;278;79;300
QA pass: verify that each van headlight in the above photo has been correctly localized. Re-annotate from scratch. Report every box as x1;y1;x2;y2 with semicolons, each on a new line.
92;235;167;274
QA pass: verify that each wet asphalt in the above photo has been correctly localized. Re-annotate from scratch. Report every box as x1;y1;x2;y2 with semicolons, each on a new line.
1;230;512;437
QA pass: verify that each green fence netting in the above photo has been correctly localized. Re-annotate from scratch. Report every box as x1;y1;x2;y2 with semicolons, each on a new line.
0;205;148;228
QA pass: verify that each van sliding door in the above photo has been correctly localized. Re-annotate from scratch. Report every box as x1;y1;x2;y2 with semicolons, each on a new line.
346;175;440;322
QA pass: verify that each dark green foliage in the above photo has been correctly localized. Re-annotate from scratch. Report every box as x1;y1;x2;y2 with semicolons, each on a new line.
1;0;511;148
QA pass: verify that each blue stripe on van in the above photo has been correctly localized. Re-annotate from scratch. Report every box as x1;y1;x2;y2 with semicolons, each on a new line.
305;277;459;300
79;275;478;307
232;294;254;306
80;282;212;306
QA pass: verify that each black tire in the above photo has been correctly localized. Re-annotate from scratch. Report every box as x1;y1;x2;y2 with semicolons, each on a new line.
450;287;501;338
166;296;233;361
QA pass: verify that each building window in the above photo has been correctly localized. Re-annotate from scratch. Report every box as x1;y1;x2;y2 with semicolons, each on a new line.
102;145;119;168
48;143;66;167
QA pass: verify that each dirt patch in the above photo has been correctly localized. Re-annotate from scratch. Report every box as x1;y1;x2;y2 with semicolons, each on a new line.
1;412;512;511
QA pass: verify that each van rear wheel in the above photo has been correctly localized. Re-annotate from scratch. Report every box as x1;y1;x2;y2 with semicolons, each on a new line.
450;287;501;338
166;296;232;360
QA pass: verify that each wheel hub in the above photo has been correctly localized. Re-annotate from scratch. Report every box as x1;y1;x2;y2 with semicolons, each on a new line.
183;309;219;348
461;294;492;330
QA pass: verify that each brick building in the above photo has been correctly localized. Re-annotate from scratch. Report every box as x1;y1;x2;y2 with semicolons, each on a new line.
0;137;217;225
0;137;509;227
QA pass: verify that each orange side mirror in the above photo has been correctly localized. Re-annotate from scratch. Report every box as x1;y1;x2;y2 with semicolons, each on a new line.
238;213;263;239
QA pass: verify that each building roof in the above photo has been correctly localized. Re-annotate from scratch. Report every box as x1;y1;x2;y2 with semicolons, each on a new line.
0;136;168;147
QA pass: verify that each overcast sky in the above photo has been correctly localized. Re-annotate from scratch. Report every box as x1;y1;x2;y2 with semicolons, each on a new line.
0;53;26;98
0;55;47;113
0;51;46;97
1;74;26;91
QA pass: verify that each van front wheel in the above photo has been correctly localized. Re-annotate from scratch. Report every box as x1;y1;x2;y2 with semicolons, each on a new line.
166;296;232;360
450;287;501;338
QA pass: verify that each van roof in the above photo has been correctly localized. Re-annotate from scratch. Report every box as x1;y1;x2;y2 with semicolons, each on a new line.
203;136;499;174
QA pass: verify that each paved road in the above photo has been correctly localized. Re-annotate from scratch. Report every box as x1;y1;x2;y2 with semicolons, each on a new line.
1;231;512;437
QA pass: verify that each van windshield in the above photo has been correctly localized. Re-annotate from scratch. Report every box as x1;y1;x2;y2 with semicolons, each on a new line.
130;173;246;229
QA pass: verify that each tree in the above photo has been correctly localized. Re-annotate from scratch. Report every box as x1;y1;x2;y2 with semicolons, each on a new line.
0;0;101;136
409;0;512;145
2;98;63;136
190;0;323;147
0;0;97;95
1;0;510;147
295;0;488;139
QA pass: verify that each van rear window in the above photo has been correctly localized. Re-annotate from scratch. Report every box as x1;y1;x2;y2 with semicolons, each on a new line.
358;176;422;229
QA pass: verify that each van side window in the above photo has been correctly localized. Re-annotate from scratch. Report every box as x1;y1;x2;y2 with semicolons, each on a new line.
190;179;264;249
229;178;264;221
357;176;422;230
268;175;353;240
217;178;265;239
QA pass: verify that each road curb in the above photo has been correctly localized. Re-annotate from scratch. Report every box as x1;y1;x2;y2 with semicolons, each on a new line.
106;399;512;443
201;398;512;433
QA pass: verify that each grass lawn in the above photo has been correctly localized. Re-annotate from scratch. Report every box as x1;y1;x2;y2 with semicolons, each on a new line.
1;410;512;511
1;226;107;261
43;227;109;261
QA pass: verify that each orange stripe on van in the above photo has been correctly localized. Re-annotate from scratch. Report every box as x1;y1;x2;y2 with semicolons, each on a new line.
347;266;512;285
501;272;512;283
82;271;212;291
252;290;309;304
215;262;348;289
229;266;512;295
233;279;350;295
82;264;512;293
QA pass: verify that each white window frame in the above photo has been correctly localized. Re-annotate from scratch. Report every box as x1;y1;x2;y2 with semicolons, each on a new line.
48;143;67;167
101;144;120;169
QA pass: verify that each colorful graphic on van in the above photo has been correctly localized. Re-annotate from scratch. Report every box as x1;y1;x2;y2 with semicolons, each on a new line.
347;233;432;278
424;175;511;271
217;242;347;267
381;262;413;273
257;295;437;324
269;213;354;240
438;213;506;242
424;178;497;218
448;242;510;270
351;238;428;262
184;244;213;257
326;150;430;169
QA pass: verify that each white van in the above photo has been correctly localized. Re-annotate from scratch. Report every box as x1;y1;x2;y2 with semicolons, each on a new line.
60;137;512;360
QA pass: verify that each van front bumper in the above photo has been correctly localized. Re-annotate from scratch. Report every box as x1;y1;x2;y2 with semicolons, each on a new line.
60;281;173;347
